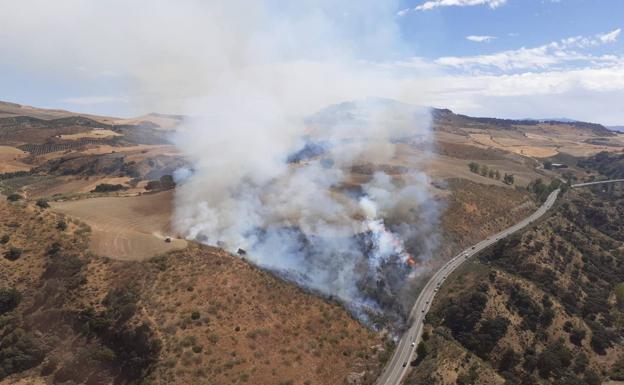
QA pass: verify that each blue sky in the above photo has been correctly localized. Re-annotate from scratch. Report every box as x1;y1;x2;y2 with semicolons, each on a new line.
398;0;624;59
0;0;623;125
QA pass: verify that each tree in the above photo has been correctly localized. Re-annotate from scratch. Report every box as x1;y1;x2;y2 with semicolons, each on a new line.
6;193;23;202
159;175;176;190
0;288;21;314
57;220;68;231
499;348;519;371
36;199;49;208
495;170;501;180
488;169;495;178
0;234;9;244
92;183;125;193
544;161;553;170
503;173;515;185
569;327;586;346
480;164;489;177
468;162;480;173
145;180;161;190
4;247;22;261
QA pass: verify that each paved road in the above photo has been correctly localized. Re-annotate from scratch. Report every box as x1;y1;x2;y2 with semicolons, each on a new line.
571;179;624;188
375;189;560;385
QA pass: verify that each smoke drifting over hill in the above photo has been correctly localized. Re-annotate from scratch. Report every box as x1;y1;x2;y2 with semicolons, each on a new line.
173;97;439;326
2;0;441;325
153;2;440;326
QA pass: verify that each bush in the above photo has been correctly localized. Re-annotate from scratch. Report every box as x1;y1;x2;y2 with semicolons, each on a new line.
3;247;22;261
91;183;125;193
0;327;46;380
569;327;586;346
6;193;23;202
0;288;21;315
0;235;9;244
159;175;175;190
536;340;572;379
191;311;200;320
145;180;161;190
56;220;67;231
35;199;49;208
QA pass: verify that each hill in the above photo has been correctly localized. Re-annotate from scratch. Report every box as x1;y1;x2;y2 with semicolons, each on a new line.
405;173;624;385
0;198;388;385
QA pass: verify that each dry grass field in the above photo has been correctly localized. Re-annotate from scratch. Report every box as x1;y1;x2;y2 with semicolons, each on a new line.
58;129;122;140
0;145;29;172
51;191;187;260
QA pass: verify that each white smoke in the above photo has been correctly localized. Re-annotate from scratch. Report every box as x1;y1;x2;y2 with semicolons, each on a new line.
173;97;439;326
0;0;441;326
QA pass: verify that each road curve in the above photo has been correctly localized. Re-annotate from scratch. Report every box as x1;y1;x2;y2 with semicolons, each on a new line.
375;189;560;385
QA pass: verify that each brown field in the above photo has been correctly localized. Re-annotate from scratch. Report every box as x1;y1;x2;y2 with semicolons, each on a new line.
58;129;122;140
50;191;187;260
0;145;30;172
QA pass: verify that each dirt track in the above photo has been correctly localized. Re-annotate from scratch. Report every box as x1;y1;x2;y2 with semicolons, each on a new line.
51;191;186;260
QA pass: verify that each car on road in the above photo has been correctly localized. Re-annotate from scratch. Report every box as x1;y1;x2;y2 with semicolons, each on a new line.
411;342;415;347
402;362;407;368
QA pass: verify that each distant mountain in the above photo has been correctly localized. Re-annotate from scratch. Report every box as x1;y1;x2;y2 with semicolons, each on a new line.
432;108;616;137
608;126;624;133
529;117;579;123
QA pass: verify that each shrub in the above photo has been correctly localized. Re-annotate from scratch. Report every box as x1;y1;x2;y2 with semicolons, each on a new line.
0;288;21;315
536;340;572;379
145;180;161;190
91;183;125;193
0;235;9;244
159;175;175;190
191;311;200;320
569;327;586;346
47;242;61;256
3;247;22;261
56;220;67;231
6;193;23;202
35;199;49;208
0;327;46;380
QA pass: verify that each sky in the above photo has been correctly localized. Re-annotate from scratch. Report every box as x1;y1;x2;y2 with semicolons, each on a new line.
1;0;623;125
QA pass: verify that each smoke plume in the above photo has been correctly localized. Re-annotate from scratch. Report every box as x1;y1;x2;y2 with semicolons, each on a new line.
173;97;439;327
0;0;441;328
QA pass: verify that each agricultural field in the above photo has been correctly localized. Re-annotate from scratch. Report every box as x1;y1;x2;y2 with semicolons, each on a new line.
51;191;186;260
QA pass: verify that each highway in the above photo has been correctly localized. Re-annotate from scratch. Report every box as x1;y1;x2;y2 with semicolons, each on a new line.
571;179;624;188
375;189;561;385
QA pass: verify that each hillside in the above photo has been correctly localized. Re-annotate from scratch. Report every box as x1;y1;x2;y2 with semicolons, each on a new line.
0;198;388;385
405;182;624;384
1;99;623;385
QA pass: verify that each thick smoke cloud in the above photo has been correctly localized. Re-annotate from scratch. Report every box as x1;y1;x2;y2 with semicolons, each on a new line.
0;0;440;327
173;97;440;327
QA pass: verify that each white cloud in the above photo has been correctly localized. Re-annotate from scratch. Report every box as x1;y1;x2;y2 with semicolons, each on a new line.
436;29;622;71
599;28;621;43
466;35;496;42
415;0;507;11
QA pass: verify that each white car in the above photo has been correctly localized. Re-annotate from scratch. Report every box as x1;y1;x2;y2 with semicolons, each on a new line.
411;342;416;347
